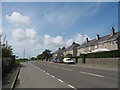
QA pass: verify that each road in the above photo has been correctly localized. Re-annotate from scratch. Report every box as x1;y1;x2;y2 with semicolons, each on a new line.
15;61;118;89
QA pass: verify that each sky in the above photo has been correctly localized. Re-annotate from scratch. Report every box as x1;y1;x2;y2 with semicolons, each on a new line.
2;2;118;58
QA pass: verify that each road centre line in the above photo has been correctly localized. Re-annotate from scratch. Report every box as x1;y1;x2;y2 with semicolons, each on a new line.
57;79;64;83
80;71;104;78
51;75;55;78
46;72;50;75
87;72;104;77
43;71;46;73
68;84;77;90
62;68;73;71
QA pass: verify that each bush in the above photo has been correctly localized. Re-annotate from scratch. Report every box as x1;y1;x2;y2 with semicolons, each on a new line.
81;50;120;58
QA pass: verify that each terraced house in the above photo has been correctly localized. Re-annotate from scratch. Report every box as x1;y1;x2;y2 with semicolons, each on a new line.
52;47;65;59
63;42;80;57
77;27;120;55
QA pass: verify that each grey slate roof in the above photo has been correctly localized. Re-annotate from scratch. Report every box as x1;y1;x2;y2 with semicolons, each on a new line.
65;43;80;51
52;48;64;54
78;32;120;49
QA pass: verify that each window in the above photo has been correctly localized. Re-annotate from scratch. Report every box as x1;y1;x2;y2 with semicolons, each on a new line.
95;44;98;48
110;41;114;45
89;46;91;50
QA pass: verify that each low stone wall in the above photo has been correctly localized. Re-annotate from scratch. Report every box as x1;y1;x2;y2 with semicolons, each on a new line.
77;58;119;66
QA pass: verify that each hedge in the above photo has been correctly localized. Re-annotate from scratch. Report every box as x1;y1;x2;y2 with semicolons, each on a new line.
81;50;120;58
64;50;120;58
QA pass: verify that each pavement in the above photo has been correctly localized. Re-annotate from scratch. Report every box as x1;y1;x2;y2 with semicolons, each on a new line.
15;61;118;89
2;67;20;89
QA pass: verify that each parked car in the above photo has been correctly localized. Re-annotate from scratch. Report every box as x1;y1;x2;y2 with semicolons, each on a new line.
57;59;63;63
52;59;58;63
63;58;74;64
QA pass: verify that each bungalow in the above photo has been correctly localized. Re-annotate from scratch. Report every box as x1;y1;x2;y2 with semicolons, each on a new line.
77;27;120;55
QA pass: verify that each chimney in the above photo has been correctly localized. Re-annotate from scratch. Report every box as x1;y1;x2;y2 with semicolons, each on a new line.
86;38;88;43
59;48;61;50
110;27;115;36
62;47;65;50
72;42;76;45
96;34;100;40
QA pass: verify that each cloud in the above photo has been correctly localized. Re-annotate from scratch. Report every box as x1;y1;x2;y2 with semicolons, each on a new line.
66;34;91;46
12;28;39;44
0;29;2;36
43;35;64;47
10;31;92;57
6;12;30;26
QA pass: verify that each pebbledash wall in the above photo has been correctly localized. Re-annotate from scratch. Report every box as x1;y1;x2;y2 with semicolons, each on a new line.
76;58;119;66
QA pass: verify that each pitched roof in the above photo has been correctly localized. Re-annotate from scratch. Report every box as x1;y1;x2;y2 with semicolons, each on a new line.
52;48;65;54
78;31;120;49
65;43;80;51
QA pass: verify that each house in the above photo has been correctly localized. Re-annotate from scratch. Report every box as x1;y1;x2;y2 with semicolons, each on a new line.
63;42;80;57
52;47;65;59
77;27;120;55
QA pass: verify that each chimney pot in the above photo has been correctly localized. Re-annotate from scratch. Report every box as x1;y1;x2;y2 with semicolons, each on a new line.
86;38;88;43
96;34;100;40
72;42;76;45
59;48;61;50
111;27;115;36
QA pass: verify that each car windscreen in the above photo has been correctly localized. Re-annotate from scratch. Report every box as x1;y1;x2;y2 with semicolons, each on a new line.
67;59;71;61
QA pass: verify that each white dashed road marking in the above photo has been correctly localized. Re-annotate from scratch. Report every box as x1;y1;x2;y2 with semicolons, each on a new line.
68;84;77;89
46;73;50;75
80;71;104;78
57;79;64;83
51;75;55;78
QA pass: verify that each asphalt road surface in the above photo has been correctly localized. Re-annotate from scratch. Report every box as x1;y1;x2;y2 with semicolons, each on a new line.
15;61;118;89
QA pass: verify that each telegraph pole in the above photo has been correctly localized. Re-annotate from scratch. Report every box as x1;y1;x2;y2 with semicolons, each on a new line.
23;49;25;59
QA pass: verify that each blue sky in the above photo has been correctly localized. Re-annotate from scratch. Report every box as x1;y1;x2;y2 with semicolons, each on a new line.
2;2;118;58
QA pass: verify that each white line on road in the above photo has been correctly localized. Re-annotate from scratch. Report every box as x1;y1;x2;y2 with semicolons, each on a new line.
46;73;50;75
51;75;55;78
62;68;73;71
87;72;104;77
80;71;104;78
57;79;64;83
43;71;46;73
80;71;87;74
68;84;77;89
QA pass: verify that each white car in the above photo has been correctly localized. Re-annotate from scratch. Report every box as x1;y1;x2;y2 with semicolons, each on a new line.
63;58;75;64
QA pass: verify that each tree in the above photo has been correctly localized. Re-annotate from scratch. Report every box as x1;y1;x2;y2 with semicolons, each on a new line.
2;45;13;58
31;57;37;60
37;49;52;61
37;54;44;60
42;49;52;61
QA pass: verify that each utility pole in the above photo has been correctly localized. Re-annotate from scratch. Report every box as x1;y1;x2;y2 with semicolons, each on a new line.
23;49;25;59
0;35;1;48
3;36;6;48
